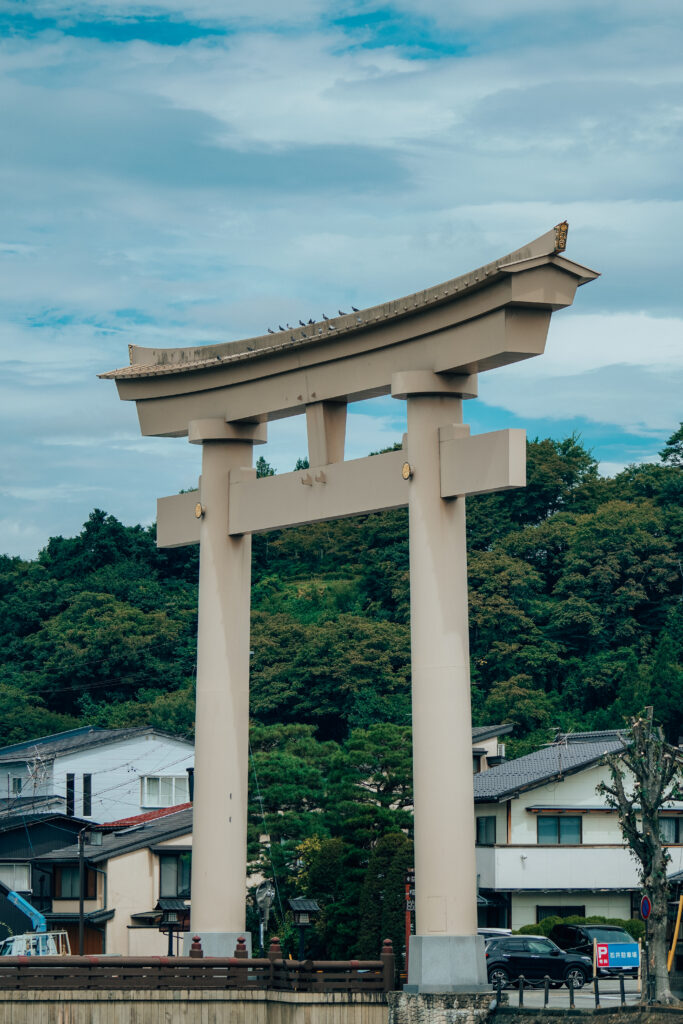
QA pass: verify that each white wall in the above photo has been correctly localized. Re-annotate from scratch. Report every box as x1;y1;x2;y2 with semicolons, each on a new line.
511;891;632;930
475;758;683;915
0;763;51;802
51;733;194;823
105;833;193;955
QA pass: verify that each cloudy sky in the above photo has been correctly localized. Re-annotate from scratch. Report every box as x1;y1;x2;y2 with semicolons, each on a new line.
1;0;681;558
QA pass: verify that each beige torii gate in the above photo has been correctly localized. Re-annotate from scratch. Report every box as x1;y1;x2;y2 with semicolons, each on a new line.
101;223;597;989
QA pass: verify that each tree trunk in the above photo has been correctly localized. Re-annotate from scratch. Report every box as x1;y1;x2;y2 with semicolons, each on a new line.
647;846;675;1004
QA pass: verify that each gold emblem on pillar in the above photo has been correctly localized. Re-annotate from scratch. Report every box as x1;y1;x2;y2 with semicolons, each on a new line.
402;462;413;480
194;502;205;519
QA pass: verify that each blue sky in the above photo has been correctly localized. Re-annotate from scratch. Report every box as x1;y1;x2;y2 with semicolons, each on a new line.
1;0;681;558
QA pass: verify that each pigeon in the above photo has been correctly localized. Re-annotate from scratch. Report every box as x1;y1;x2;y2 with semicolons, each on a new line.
299;320;306;326
351;306;359;312
338;309;346;316
307;318;314;324
322;313;329;320
286;323;293;330
279;325;285;331
267;328;275;334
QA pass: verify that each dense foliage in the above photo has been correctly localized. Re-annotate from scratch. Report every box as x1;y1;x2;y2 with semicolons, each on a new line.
0;427;681;953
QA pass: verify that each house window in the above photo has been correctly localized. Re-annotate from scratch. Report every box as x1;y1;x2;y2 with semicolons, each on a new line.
0;863;30;891
660;817;680;844
11;778;22;796
54;865;96;899
160;853;191;898
82;774;92;817
66;774;75;817
476;816;496;845
537;904;586;922
141;776;190;808
537;815;582;845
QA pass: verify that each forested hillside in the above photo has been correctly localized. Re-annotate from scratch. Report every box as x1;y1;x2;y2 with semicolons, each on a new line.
0;426;681;955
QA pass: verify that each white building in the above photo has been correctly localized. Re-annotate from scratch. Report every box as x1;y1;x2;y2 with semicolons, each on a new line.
36;805;193;954
474;730;683;930
0;727;194;824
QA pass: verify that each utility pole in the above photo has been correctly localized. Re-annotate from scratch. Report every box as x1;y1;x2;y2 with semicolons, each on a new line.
78;827;86;955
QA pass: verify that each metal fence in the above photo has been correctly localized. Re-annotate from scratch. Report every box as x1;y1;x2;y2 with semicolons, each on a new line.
496;971;633;1010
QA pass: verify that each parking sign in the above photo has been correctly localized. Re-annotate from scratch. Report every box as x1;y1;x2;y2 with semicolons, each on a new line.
596;943;609;968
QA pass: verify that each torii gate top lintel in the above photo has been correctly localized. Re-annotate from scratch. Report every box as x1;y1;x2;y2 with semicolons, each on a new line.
99;222;598;439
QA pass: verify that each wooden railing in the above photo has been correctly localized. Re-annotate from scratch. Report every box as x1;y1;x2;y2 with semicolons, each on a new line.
0;938;395;993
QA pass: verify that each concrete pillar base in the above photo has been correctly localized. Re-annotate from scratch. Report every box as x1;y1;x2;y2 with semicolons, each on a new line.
182;931;252;957
388;991;503;1024
405;935;488;993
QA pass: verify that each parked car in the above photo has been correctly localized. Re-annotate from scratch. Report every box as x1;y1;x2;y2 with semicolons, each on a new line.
485;935;592;988
478;927;512;940
547;923;639;978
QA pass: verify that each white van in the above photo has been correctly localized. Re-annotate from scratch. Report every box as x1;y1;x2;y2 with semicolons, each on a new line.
0;931;71;956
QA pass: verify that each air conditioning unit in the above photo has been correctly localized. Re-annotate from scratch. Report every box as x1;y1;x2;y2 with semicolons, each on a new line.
497;743;506;758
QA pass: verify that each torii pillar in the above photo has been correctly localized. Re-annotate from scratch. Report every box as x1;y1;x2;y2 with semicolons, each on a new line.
188;418;263;956
100;222;598;985
393;372;498;989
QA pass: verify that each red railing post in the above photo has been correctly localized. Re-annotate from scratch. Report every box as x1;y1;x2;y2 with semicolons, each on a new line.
189;935;204;959
381;938;395;992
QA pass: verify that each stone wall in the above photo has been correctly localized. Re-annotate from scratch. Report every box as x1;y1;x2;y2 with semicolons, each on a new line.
0;989;389;1024
388;991;503;1024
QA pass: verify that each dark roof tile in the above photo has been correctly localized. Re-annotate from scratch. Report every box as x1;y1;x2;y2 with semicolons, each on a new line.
473;733;627;802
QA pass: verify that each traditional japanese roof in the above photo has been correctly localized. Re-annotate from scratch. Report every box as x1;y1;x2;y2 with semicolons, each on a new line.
102;803;192;829
0;726;192;764
471;724;513;744
36;806;193;865
0;808;90;833
100;222;596;384
473;731;628;803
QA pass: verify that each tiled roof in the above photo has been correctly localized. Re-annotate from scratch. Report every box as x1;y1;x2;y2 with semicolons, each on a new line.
473;731;628;802
0;808;90;833
0;726;191;763
36;806;193;865
471;724;513;744
100;225;577;382
103;803;192;828
554;730;629;743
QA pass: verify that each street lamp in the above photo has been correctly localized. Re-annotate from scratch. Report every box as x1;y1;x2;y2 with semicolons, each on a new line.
288;898;320;960
156;899;190;956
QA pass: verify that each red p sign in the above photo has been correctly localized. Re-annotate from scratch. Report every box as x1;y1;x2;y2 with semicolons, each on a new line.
596;943;609;968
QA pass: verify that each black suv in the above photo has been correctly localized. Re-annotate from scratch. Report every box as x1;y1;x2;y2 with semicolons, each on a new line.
547;923;639;978
485;935;592;988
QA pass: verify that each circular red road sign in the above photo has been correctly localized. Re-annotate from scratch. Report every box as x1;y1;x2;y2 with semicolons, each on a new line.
640;895;652;920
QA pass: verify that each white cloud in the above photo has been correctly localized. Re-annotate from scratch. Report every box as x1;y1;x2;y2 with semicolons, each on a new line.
0;3;682;558
527;312;683;376
482;362;683;436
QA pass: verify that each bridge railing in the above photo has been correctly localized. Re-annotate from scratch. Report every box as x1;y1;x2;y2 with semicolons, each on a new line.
0;938;395;993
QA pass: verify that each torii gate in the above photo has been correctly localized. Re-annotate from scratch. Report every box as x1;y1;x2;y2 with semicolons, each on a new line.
101;223;597;989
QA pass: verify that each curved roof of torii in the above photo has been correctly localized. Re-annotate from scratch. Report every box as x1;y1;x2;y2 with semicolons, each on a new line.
100;222;596;383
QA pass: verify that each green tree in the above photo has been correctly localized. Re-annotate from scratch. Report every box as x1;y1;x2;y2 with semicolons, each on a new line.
356;831;413;973
598;709;682;1005
256;456;276;477
0;683;78;747
659;423;683;467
